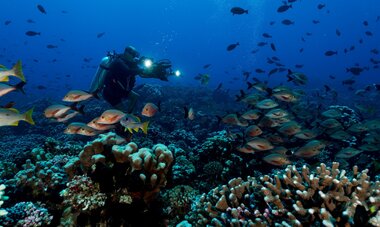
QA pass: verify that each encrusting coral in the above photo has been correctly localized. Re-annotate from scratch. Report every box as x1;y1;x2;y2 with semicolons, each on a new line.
60;132;174;225
185;162;380;226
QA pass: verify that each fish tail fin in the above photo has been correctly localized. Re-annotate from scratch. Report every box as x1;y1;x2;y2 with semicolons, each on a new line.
245;10;248;14
247;81;253;89
141;121;149;134
236;42;240;45
23;107;35;125
12;60;25;82
77;105;85;115
69;102;84;115
287;75;293;82
14;81;26;94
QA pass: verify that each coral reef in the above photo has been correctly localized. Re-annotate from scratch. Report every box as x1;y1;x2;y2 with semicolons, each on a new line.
60;133;174;225
185;162;380;226
161;185;198;225
6;155;70;201
60;175;106;212
0;202;53;226
0;184;8;216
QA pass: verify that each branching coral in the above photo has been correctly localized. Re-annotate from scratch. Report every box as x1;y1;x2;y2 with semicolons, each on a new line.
60;175;106;212
185;162;380;226
0;202;52;226
0;184;8;216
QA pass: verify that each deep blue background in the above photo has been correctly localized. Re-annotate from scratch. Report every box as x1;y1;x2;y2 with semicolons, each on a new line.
0;0;379;102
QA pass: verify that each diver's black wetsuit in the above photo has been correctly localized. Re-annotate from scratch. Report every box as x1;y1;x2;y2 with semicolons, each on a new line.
101;56;138;106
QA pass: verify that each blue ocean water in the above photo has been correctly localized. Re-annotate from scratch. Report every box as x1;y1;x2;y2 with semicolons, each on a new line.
1;0;379;99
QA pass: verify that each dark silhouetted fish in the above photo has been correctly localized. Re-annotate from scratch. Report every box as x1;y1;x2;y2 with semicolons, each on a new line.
325;50;337;56
215;83;223;91
317;4;325;10
36;85;47;90
363;21;369;26
295;64;303;68
4;20;11;25
255;68;265;74
365;31;373;36
336;29;341;36
268;68;278;76
37;4;47;14
272;56;280;61
251;49;259;54
203;64;211;69
282;19;294;25
371;49;379;54
26;19;35;23
257;42;267;47
46;44;58;49
270;43;276;51
306;32;312;36
275;62;284;67
97;32;105;38
277;4;292;13
350;45;355;51
243;71;251;81
299;48;304;53
359;39;363;44
329;75;335;79
342;79;355;85
346;67;364;75
62;10;68;14
324;85;331;92
227;42;239;51
231;7;248;15
269;21;275;26
312;20;320;24
25;31;40;36
262;33;272;38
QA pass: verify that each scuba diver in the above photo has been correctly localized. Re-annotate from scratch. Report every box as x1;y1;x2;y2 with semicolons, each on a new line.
90;46;175;113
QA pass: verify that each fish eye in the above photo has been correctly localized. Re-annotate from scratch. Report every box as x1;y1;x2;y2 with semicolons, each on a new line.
101;116;105;119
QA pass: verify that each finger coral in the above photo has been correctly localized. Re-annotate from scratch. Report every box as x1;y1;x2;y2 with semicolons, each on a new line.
185;162;380;226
